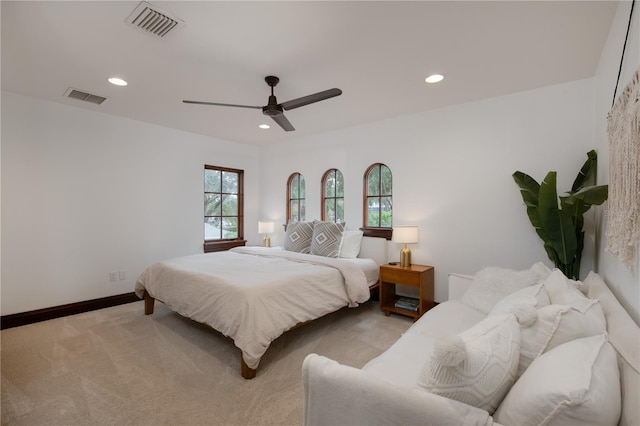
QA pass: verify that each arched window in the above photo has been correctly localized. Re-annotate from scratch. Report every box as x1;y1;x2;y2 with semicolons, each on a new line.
363;163;392;239
321;169;344;223
287;172;306;222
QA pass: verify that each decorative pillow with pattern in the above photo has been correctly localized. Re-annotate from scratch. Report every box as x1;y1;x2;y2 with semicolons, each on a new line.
417;312;531;414
310;221;345;257
284;221;314;253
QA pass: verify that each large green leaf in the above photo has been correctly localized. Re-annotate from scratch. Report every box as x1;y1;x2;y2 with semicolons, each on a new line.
513;171;547;241
571;149;597;192
560;185;608;219
570;185;608;205
538;171;578;265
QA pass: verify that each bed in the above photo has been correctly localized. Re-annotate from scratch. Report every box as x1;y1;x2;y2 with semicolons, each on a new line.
134;236;387;379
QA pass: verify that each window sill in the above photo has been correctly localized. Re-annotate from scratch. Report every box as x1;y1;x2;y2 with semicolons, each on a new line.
203;240;247;253
360;227;393;240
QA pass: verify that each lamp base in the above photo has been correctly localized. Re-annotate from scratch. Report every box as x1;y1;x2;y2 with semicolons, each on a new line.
263;235;271;247
400;246;411;267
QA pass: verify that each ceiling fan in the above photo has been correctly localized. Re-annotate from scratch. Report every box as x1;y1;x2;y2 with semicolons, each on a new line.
183;76;342;132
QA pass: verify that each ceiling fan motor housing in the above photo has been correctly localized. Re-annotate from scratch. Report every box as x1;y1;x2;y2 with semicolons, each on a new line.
262;95;283;116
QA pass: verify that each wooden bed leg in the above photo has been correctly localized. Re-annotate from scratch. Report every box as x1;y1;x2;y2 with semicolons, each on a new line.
241;354;256;379
144;291;155;315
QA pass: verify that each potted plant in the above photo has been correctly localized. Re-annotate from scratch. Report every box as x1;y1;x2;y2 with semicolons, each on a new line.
513;150;608;279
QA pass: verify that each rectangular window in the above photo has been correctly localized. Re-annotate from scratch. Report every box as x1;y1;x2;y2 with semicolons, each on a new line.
204;165;245;252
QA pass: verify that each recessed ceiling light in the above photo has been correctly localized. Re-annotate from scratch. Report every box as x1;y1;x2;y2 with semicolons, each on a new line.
108;77;128;86
259;124;270;129
425;74;444;84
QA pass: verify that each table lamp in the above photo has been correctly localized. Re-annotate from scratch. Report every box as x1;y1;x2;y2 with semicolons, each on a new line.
258;221;275;247
392;226;419;267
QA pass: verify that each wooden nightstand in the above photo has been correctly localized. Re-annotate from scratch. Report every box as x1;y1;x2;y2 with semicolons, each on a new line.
379;263;434;320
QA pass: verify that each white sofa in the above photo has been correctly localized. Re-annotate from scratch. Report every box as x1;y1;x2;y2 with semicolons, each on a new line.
302;267;640;426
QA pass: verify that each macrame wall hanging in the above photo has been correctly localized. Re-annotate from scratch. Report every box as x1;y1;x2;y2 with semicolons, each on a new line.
605;0;639;272
606;67;640;272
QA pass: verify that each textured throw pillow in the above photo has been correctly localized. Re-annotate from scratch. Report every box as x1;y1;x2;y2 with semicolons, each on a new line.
495;334;621;426
339;230;363;258
284;221;314;253
417;312;529;414
460;263;550;314
310;221;345;257
489;283;551;315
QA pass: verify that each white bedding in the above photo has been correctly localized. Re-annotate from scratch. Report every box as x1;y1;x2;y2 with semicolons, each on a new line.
134;247;377;369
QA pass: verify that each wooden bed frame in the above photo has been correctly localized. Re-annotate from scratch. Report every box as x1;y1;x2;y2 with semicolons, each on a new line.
144;290;342;379
141;237;388;379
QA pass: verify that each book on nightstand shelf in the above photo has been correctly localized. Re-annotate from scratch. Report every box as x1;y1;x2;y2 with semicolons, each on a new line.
394;296;419;311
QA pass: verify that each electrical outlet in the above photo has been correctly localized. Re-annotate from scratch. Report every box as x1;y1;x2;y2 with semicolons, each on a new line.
118;270;126;280
109;271;118;282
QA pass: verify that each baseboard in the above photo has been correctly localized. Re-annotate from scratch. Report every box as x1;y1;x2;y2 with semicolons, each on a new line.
1;292;141;330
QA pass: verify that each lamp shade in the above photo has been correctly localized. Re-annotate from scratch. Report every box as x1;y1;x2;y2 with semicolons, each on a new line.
392;226;419;244
258;221;275;234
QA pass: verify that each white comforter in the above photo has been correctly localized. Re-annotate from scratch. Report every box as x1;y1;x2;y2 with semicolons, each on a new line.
134;247;376;369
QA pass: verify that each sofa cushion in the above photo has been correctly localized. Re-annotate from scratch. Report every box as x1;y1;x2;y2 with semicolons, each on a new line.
408;300;487;339
362;300;485;388
416;313;522;414
460;263;550;314
495;333;621;426
585;272;640;426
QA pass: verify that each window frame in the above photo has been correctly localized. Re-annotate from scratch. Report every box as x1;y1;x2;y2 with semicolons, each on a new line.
286;172;306;223
321;168;344;223
362;163;393;240
203;164;245;253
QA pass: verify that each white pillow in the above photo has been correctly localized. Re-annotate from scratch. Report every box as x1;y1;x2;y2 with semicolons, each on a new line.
494;334;621;426
489;283;551;315
460;263;550;314
517;301;606;377
416;313;523;414
339;230;363;258
544;269;592;310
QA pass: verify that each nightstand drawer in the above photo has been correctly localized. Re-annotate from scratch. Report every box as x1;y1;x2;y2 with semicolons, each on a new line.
381;269;421;286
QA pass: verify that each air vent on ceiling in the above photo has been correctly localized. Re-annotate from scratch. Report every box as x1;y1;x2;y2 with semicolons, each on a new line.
64;88;108;105
125;2;184;38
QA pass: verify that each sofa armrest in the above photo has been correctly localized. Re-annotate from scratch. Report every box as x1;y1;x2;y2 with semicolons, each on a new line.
448;273;474;300
303;354;493;426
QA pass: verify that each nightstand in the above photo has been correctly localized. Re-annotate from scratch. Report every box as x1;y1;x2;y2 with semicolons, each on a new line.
379;263;434;320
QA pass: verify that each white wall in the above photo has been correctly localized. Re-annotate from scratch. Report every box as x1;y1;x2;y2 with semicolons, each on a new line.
1;91;261;315
260;78;597;303
593;0;640;323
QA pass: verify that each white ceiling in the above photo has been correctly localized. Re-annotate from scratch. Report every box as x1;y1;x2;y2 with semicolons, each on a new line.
1;1;617;145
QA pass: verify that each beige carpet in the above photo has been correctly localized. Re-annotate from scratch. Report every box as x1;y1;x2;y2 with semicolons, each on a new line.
1;300;412;425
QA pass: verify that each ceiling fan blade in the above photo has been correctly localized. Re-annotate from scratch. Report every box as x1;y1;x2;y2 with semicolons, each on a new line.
270;114;295;132
280;88;342;111
183;100;262;109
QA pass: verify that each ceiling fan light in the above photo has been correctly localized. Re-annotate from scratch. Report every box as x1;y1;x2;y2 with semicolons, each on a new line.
259;124;270;129
425;74;444;84
108;77;128;86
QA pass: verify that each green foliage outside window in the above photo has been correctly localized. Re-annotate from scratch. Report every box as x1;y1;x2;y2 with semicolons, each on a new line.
366;164;392;227
205;167;241;240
